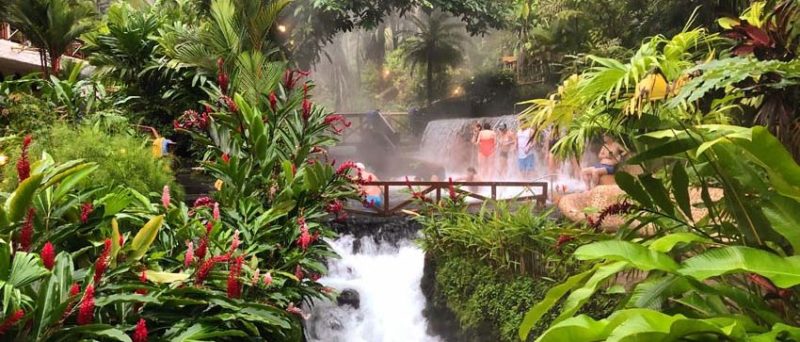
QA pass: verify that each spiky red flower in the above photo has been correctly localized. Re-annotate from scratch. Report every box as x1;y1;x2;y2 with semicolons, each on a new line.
18;208;35;251
80;202;93;224
590;201;635;231
93;239;112;284
0;309;24;335
227;229;240;256
283;69;309;91
195;255;230;285
70;283;81;296
41;242;55;270
302;99;312;122
132;318;148;342
227;256;243;299
296;217;312;251
269;92;278;112
220;95;238;113
294;265;304;281
161;185;171;209
336;161;356;176
217;57;229;95
16;134;32;182
195;236;209;261
323;114;352;134
184;241;194;268
77;285;95;325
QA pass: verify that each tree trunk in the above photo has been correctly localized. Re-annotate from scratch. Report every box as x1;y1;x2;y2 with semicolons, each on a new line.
426;50;433;106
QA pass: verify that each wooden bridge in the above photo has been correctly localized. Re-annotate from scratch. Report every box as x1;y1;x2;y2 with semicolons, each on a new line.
347;180;549;216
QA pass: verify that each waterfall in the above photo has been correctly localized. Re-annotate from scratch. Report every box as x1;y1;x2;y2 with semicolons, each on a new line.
306;235;440;342
418;115;519;169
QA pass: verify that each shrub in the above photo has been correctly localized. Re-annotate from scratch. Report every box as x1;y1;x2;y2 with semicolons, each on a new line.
0;93;60;135
1;124;182;198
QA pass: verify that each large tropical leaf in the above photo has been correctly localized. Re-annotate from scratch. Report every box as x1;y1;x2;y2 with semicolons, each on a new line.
574;241;679;272
680;246;800;288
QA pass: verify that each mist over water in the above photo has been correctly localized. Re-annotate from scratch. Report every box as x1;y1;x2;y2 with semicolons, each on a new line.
306;236;440;342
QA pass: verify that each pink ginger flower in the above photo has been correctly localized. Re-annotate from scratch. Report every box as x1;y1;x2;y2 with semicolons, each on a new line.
0;309;24;335
161;185;171;209
221;95;238;113
16;134;32;182
227;229;240;256
19;208;35;251
77;285;95;325
70;283;81;297
296;217;312;251
93;239;112;285
263;272;273;286
212;202;220;221
227;256;243;299
41;242;55;270
286;303;310;320
184;241;194;268
80;202;93;224
132;318;148;342
251;269;261;286
448;177;458;201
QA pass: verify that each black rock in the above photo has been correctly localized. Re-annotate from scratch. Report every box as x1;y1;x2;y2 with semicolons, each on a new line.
337;289;360;309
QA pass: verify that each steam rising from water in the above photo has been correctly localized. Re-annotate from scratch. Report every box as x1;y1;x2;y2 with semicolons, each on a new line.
306;236;440;342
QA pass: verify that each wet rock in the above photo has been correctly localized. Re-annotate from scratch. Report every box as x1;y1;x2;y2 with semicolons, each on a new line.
337;289;360;309
328;317;343;331
329;215;422;248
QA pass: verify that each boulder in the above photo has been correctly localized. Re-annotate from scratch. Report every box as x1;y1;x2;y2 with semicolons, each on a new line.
337;289;360;309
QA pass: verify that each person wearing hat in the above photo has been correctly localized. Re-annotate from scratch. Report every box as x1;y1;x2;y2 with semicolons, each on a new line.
356;163;383;209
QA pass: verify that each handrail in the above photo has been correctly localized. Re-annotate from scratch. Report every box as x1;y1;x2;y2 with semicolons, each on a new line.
349;180;549;216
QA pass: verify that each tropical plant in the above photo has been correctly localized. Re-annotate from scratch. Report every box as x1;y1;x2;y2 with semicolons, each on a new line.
399;11;467;105
518;125;800;341
0;0;95;77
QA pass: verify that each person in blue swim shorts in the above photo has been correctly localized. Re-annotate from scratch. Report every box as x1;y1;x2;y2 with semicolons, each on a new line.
516;126;536;178
581;134;627;189
356;163;383;209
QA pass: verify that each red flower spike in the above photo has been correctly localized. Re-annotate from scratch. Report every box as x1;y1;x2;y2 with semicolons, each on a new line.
323;114;352;134
184;241;194;268
41;242;55;270
0;309;24;335
161;185;171;209
217;57;229;95
269;92;278;112
212;202;220;221
227;256;243;299
590;201;634;231
336;161;356;175
193;196;214;209
19;208;35;251
132;318;148;342
294;265;304;281
16;135;32;182
80;203;93;224
69;283;81;297
228;230;240;256
448;177;457;201
554;234;575;251
195;236;209;261
173;109;210;131
296;217;312;251
195;255;230;285
77;285;95;325
93;239;112;285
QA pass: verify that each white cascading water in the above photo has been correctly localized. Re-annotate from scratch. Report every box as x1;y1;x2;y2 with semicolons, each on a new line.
306;235;441;342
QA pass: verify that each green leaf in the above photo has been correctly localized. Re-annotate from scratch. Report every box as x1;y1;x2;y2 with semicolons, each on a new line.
111;219;121;266
6;173;44;222
7;252;49;288
648;233;711;253
95;293;160;306
536;315;607;342
671;164;692;221
554;261;628;323
615;172;652;208
52;165;98;203
60;324;132;342
519;267;595;341
144;271;190;284
33;252;74;339
574;240;679;272
639;174;675;215
761;195;800;253
129;215;165;260
680;246;800;288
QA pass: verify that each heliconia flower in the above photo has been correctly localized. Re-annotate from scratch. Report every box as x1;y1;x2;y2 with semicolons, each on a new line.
0;309;24;335
217;57;229;95
41;242;55;270
228;230;240;256
80;202;93;224
269;92;278;112
77;285;95;325
195;255;230;285
161;185;171;209
227;256;243;299
93;239;112;285
212;202;220;221
286;303;310;320
294;265;304;281
251;269;261;286
16;134;32;182
136;270;148;295
184;241;194;268
322;114;352;134
18;208;35;251
195;236;209;261
296;217;312;251
263;272;273;286
302;99;312;122
132;318;148;342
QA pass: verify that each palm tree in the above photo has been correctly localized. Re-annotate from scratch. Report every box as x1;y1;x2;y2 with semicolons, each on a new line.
0;0;95;77
399;11;467;105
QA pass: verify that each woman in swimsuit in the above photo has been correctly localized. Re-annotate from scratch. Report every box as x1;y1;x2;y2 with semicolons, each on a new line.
497;123;516;179
475;122;497;179
581;134;628;189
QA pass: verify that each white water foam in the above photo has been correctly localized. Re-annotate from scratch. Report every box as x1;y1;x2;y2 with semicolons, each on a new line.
306;235;440;342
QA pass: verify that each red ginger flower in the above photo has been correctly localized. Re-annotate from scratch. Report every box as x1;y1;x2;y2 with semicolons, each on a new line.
554;234;575;251
323;114;352;134
195;236;209;261
195;255;230;285
132;318;148;342
296;217;312;251
136;271;148;295
0;309;24;335
221;95;238;113
212;202;220;221
80;202;93;224
70;283;81;296
227;229;240;256
336;161;356;176
283;69;309;91
184;241;194;268
19;208;35;251
302;99;312;122
193;196;215;208
16;134;32;182
161;185;171;209
269;92;278;112
294;265;304;281
41;242;55;270
94;239;112;285
227;256;243;299
77;285;95;325
173;109;210;130
217;57;229;95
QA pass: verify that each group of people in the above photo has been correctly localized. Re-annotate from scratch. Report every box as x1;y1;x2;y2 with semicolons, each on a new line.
470;121;539;180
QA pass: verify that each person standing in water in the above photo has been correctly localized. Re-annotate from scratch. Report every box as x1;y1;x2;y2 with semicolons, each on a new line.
516;125;535;179
497;123;516;179
356;163;384;209
474;122;497;179
581;134;628;189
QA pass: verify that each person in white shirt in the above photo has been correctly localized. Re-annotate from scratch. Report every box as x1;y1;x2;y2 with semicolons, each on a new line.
516;126;535;178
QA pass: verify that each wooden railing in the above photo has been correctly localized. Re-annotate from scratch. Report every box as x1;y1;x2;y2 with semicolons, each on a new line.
347;181;549;216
